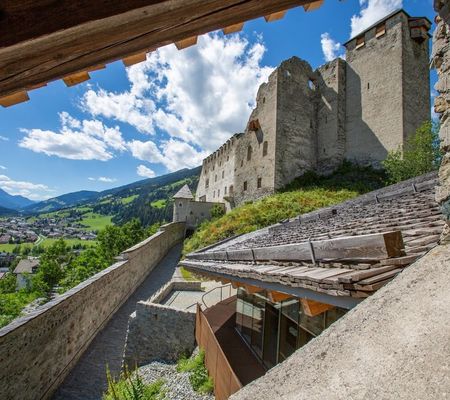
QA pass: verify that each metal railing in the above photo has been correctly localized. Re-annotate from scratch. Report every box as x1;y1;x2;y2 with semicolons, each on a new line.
185;283;233;311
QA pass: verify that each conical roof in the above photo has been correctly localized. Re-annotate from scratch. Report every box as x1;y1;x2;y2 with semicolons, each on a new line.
173;184;194;199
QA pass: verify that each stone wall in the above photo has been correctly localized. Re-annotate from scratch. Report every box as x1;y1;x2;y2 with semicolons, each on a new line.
124;301;196;367
274;57;318;189
433;2;450;241
316;58;347;174
0;222;186;400
173;197;223;230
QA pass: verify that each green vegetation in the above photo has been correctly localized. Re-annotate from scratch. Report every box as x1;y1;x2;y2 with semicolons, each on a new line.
383;121;441;184
121;195;139;205
81;212;113;231
104;367;165;400
150;199;166;209
0;239;96;254
177;350;213;394
184;162;386;255
210;204;225;219
0;219;159;328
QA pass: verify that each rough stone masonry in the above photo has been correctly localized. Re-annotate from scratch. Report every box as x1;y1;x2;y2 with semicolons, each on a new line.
433;1;450;242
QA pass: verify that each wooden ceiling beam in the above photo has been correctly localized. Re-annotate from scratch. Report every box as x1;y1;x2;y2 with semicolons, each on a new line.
175;36;198;50
0;91;29;108
62;71;91;87
122;53;148;67
303;0;324;12
264;11;287;22
222;22;245;35
0;0;316;97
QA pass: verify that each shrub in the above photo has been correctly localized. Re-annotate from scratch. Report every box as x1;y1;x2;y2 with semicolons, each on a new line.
177;350;214;394
103;367;165;400
210;204;225;220
383;120;441;183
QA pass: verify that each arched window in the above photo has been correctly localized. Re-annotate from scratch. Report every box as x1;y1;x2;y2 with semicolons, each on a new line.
247;146;252;161
263;141;268;156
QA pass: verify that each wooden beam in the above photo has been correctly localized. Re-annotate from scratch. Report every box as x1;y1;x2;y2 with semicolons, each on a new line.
0;0;316;97
175;36;198;50
188;231;405;263
222;23;245;34
243;284;263;294
264;11;287;22
303;0;324;12
123;53;147;67
0;91;29;107
301;298;334;317
62;71;90;87
268;291;292;303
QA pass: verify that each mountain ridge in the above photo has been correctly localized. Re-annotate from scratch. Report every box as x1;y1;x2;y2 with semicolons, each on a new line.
0;188;35;210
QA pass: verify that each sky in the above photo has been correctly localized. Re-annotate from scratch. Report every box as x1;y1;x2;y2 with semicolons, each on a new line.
0;0;437;201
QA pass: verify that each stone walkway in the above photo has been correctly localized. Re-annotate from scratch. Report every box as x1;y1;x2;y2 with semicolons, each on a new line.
52;244;183;400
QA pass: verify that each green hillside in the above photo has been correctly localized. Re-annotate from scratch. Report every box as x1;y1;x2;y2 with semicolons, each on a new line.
183;163;387;255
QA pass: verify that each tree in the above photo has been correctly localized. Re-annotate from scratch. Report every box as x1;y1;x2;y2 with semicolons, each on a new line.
383;121;441;183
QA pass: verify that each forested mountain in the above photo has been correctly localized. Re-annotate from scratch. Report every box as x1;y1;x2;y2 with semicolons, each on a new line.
0;188;34;210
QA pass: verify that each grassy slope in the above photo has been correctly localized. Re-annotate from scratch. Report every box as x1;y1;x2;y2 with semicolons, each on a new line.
80;213;113;231
183;163;387;255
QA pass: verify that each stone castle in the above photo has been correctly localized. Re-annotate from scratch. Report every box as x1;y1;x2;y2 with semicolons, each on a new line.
194;10;431;209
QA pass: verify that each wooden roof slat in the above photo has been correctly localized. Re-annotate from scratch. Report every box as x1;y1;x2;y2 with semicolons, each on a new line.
122;53;148;67
62;71;90;87
303;0;324;12
0;91;29;107
264;11;287;22
223;23;245;34
175;35;198;50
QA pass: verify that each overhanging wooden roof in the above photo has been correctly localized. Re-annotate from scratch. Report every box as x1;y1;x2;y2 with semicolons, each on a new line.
0;0;324;106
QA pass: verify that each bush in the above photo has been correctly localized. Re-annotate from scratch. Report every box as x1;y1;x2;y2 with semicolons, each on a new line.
177;350;213;394
210;204;225;220
383;120;441;183
103;367;165;400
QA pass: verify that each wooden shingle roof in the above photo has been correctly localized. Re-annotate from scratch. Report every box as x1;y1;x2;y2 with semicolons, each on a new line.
181;172;444;307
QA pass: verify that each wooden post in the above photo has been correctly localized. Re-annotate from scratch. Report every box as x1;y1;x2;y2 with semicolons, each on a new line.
123;53;147;67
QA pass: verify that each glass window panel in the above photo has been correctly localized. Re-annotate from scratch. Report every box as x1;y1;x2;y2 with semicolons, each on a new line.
299;302;325;337
250;293;265;357
325;307;347;328
241;290;254;343
298;328;314;348
236;288;244;333
262;302;279;369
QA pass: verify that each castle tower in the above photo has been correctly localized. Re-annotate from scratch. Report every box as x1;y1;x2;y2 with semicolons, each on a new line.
172;184;194;223
344;10;431;165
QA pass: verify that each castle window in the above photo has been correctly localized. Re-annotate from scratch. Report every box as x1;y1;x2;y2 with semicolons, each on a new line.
355;35;365;50
222;171;225;179
205;179;209;188
376;23;386;38
215;174;217;182
218;189;220;197
179;203;183;207
257;177;262;189
263;97;266;104
308;79;316;90
241;160;244;167
200;195;206;202
227;156;229;161
367;82;370;90
229;185;234;194
247;146;252;161
225;186;227;194
213;190;216;198
243;181;248;191
263;141;268;156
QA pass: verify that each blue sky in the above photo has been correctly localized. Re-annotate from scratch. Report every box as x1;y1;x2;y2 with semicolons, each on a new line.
0;0;437;201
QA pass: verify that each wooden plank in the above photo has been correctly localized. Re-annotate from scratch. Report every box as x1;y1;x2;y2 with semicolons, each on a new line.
268;291;292;302
243;284;263;294
0;91;29;107
379;254;421;267
175;36;198;50
338;265;399;283
123;53;148;67
303;0;324;12
356;268;402;286
222;23;245;34
300;298;334;317
62;71;90;87
353;277;394;292
264;11;287;22
0;0;316;97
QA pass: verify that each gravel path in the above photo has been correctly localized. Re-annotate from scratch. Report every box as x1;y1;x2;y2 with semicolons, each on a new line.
52;244;183;400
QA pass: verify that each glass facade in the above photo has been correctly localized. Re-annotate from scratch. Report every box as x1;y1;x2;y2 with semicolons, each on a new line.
235;288;347;369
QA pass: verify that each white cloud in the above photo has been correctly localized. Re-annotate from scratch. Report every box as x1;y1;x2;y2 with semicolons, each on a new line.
320;33;343;62
0;135;9;141
82;32;273;152
128;140;165;164
0;175;53;201
19;112;125;161
137;165;156;178
350;0;402;38
0;165;6;170
159;139;208;171
88;176;117;183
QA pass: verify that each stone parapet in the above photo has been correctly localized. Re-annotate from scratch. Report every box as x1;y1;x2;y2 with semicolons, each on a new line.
0;222;186;400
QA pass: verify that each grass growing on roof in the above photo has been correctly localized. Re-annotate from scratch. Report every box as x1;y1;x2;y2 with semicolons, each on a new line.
183;162;387;255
